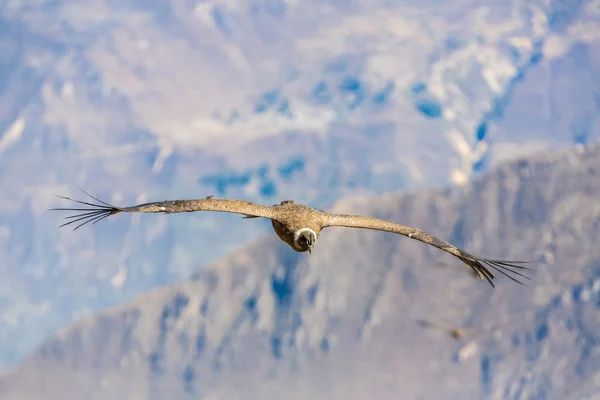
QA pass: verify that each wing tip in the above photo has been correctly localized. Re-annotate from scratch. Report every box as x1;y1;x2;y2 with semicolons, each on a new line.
459;253;533;288
49;184;122;230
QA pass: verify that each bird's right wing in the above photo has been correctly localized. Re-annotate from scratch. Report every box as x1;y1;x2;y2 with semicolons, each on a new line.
319;213;531;288
49;184;276;231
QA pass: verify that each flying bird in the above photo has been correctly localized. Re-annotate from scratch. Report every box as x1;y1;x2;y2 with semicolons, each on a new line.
416;319;506;340
416;319;468;340
49;184;531;288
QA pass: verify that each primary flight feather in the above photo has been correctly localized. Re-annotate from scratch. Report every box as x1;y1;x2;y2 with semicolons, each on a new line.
49;184;531;288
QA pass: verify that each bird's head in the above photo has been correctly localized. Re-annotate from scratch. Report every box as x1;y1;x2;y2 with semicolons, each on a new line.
294;228;317;254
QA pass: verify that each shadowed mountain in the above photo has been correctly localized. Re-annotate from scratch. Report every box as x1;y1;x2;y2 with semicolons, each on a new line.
1;142;599;399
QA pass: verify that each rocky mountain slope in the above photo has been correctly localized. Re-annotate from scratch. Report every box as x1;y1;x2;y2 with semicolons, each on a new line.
1;142;599;399
2;0;600;368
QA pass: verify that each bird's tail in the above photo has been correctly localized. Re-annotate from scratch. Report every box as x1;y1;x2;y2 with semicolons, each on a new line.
48;182;123;230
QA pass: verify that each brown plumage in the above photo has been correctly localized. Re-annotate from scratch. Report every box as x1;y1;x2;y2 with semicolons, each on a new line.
48;184;531;288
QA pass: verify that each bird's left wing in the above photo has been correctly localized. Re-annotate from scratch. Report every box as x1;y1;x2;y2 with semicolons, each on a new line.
319;213;531;288
49;185;275;231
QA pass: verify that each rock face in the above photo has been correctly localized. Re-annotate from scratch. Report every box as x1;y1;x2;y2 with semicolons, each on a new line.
1;143;600;400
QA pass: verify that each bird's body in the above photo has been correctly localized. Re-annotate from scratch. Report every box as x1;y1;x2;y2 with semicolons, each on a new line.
263;201;323;252
49;184;532;288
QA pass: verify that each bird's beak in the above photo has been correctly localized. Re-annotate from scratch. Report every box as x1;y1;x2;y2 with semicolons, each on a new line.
308;248;312;254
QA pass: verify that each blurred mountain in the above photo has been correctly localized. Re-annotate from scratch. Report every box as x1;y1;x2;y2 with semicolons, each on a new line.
1;142;599;399
1;0;600;368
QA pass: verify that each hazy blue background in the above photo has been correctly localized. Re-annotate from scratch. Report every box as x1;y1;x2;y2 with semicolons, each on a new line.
0;0;599;374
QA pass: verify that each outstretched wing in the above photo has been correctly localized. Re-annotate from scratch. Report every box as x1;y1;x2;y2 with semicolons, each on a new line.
49;184;275;231
319;214;531;288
